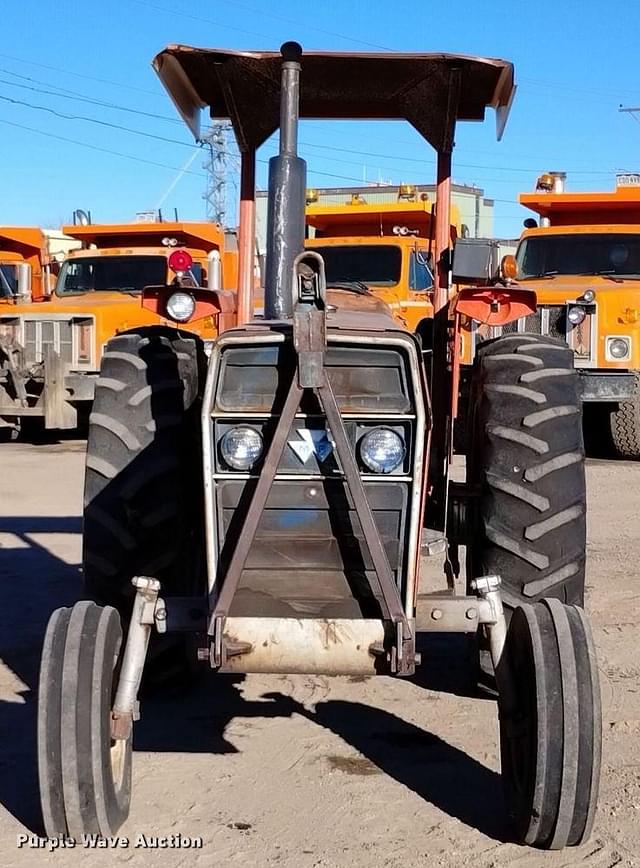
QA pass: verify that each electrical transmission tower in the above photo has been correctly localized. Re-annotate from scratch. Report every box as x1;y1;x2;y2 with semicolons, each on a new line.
201;122;234;225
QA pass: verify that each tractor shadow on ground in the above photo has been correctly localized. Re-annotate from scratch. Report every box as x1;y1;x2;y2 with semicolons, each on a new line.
0;516;83;833
136;672;507;843
301;698;507;843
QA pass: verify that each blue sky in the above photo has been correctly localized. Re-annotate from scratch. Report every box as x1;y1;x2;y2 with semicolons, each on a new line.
1;0;639;237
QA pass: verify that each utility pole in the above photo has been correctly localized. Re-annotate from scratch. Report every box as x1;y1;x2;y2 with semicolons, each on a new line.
201;122;233;225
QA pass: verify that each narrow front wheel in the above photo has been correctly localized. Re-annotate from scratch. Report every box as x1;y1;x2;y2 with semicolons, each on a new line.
38;601;132;836
498;598;601;849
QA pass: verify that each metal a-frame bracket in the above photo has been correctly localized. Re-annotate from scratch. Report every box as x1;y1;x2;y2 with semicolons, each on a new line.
209;252;416;675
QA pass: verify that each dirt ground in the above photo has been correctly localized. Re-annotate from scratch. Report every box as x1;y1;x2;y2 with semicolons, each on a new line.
0;441;638;868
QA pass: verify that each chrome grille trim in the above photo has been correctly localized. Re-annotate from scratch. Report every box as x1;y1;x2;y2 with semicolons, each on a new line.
11;315;96;369
475;304;596;365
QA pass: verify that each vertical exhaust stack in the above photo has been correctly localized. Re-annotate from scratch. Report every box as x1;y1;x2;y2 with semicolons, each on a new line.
264;42;307;320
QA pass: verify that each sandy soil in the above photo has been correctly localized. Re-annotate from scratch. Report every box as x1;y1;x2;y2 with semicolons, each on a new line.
0;442;638;868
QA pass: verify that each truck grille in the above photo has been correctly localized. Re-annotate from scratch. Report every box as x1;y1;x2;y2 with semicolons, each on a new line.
23;320;73;366
478;304;595;363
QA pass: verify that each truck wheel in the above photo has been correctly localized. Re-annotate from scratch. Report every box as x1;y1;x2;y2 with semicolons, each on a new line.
610;370;640;459
498;599;601;848
468;334;586;608
83;328;206;613
38;602;132;836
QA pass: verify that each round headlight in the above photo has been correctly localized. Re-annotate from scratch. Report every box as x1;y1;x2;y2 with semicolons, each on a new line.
608;337;630;360
359;428;405;474
166;291;196;322
580;289;595;303
567;305;586;326
220;426;263;470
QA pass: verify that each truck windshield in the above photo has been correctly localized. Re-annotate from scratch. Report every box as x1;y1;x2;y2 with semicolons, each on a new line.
0;264;18;297
307;245;402;286
56;255;167;296
517;233;640;279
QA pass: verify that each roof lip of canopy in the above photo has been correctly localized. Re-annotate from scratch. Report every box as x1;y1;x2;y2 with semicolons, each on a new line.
152;44;516;151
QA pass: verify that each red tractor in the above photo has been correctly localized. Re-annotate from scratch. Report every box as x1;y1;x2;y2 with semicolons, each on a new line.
38;43;599;850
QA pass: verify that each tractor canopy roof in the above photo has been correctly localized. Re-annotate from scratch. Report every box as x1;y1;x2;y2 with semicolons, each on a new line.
152;45;516;152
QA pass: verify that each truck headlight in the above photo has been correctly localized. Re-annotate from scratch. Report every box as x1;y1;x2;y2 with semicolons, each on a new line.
606;336;631;361
359;428;405;474
220;426;263;470
166;291;196;322
567;305;587;326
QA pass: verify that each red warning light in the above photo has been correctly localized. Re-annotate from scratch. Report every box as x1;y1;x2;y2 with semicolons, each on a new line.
168;249;193;273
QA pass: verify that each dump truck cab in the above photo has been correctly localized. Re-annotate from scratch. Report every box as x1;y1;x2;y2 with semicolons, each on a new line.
0;227;63;304
0;220;236;434
305;197;461;338
499;173;640;456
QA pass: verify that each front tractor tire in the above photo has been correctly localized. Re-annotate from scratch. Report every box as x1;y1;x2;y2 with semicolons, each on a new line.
498;599;601;848
38;602;132;837
83;328;206;614
468;334;586;609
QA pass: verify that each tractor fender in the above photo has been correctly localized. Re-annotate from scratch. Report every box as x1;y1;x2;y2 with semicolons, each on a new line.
141;284;236;329
452;285;537;327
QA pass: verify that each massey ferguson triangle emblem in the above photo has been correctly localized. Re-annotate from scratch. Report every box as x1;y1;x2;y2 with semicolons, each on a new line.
289;429;334;464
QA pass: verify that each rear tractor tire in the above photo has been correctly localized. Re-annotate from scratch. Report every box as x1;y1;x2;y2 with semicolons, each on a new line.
498;598;601;848
83;328;206;615
467;333;587;610
610;369;640;459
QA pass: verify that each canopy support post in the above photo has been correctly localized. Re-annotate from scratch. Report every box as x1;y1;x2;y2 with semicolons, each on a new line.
434;149;452;312
236;149;256;325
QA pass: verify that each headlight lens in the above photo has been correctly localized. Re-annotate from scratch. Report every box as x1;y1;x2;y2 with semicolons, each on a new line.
579;289;595;303
567;305;587;325
166;291;196;322
359;428;405;474
220;426;263;470
607;337;631;360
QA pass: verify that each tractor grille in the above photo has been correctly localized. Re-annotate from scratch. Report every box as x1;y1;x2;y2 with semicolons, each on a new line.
23;320;73;366
208;338;422;619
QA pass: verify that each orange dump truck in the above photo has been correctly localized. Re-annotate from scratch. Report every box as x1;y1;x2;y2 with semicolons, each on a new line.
0;227;71;303
0;220;236;436
305;194;461;344
452;173;640;456
513;173;640;456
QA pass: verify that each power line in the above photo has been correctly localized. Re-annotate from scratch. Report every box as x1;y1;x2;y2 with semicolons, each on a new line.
194;0;391;50
0;52;161;97
130;0;278;41
296;139;614;176
0;117;206;176
0;92;199;149
1;79;619;183
0;73;183;126
0;65;623;180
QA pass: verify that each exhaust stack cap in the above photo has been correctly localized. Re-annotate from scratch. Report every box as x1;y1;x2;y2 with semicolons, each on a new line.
281;41;302;61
